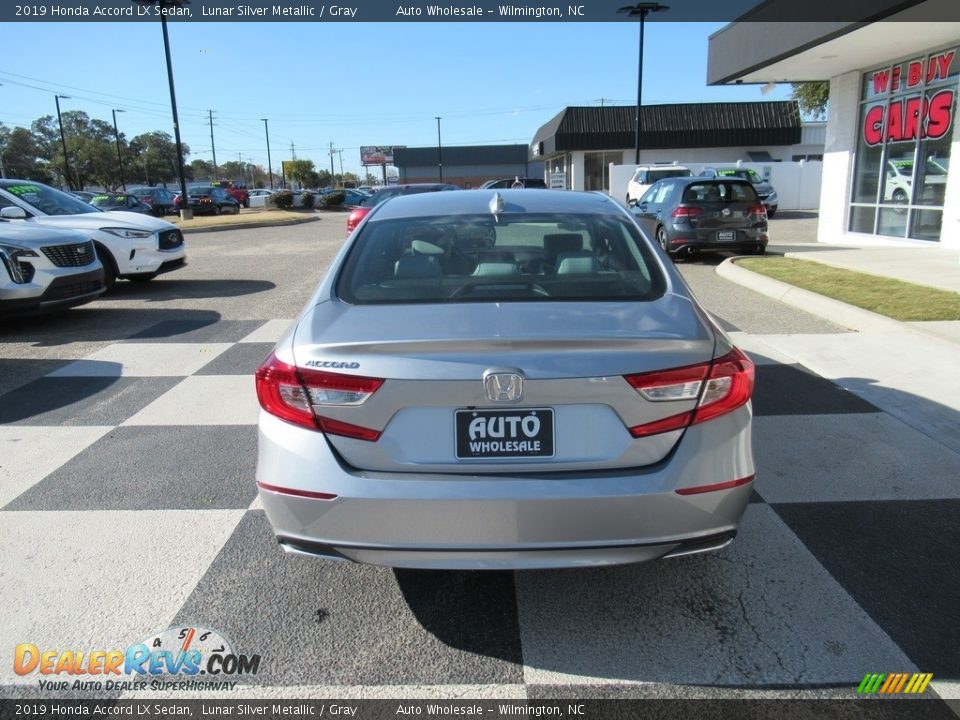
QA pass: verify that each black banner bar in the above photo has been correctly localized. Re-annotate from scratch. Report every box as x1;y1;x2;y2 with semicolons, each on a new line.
0;698;957;720
3;0;960;22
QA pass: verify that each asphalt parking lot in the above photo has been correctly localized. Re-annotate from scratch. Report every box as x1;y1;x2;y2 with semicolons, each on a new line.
1;213;957;704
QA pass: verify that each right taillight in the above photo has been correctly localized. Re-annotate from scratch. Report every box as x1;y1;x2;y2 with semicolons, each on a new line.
255;352;384;440
624;347;754;437
671;206;703;220
749;204;767;219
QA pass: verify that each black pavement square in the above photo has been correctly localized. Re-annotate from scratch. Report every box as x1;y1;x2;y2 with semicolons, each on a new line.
772;499;960;677
3;426;257;511
123;319;264;344
0;376;181;426
172;511;524;687
194;343;273;376
753;364;879;416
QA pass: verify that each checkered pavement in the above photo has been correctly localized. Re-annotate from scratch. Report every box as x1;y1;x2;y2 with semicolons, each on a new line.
1;317;958;703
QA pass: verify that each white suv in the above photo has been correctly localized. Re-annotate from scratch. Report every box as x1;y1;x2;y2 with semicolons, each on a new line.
0;222;105;315
626;165;694;206
0;179;186;289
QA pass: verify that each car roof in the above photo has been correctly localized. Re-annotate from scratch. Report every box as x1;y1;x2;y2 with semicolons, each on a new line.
370;189;624;221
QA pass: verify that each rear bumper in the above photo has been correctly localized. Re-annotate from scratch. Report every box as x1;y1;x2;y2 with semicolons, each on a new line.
256;406;754;569
667;227;767;255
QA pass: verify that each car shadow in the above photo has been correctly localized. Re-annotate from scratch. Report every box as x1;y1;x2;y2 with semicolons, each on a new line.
104;278;276;301
0;360;123;422
0;307;222;346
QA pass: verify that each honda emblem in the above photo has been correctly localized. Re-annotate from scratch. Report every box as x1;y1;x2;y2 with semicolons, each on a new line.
484;372;524;403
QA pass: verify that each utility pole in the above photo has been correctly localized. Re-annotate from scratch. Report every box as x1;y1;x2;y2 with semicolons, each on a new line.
337;149;344;184
111;109;126;190
290;141;296;160
595;97;614;106
261;118;273;189
238;152;245;184
208;109;218;180
329;142;336;187
55;94;74;190
435;116;443;182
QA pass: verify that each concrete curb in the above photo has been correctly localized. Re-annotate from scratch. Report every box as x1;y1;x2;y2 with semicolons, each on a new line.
178;214;321;235
716;257;911;333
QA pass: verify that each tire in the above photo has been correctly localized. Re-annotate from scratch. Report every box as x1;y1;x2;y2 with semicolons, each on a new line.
95;244;117;290
128;272;157;283
892;189;908;214
754;244;766;255
766;206;777;219
656;226;669;253
243;199;250;208
214;205;222;216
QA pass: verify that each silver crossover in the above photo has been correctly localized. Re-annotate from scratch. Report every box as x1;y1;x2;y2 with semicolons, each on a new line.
256;190;755;569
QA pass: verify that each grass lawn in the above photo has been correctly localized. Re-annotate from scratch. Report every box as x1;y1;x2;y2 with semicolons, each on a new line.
736;257;960;322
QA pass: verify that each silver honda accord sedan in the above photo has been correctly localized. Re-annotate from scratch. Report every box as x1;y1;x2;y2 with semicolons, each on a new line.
255;189;755;569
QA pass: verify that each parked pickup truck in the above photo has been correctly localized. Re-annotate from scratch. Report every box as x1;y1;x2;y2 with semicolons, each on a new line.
212;180;250;208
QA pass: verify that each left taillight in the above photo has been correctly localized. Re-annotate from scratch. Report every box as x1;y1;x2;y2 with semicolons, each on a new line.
255;352;384;441
624;347;755;437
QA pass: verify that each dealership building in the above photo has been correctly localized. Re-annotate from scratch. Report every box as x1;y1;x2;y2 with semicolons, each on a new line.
708;4;960;247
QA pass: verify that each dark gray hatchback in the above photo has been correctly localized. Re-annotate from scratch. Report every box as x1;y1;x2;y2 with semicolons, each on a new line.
632;177;768;260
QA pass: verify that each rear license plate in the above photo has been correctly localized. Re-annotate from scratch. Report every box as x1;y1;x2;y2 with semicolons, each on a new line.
717;230;736;241
455;408;554;459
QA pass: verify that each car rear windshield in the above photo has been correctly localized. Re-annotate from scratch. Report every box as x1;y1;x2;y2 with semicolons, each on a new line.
648;169;692;182
336;213;666;305
681;181;759;204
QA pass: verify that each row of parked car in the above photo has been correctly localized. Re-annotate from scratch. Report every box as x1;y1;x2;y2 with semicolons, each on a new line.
71;181;251;218
0;179;188;317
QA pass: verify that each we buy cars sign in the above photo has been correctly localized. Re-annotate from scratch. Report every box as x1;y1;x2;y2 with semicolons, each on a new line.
862;48;957;146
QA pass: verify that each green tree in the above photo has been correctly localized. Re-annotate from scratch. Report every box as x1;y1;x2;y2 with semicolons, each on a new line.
285;159;317;188
791;82;830;120
30;111;122;189
0;124;54;182
128;131;190;186
189;158;215;182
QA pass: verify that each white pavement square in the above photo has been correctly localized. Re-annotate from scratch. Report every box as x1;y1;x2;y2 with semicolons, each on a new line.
239;320;296;344
516;505;914;687
0;426;113;508
123;376;260;426
48;343;234;378
0;510;246;687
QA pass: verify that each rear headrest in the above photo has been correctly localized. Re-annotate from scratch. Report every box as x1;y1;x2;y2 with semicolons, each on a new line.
394;255;441;279
543;233;583;256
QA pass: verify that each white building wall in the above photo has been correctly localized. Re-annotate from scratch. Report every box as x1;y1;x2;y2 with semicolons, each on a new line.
818;71;860;245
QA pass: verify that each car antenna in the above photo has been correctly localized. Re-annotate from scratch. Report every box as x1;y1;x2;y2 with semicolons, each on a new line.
489;191;505;221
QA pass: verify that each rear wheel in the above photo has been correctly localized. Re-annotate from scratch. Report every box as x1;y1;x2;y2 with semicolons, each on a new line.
766;206;777;219
656;226;669;252
753;244;766;255
214;205;222;216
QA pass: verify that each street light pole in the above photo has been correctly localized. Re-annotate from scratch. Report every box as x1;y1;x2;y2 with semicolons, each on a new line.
261;118;273;190
617;2;669;165
111;108;126;190
435;116;443;182
55;94;74;190
134;0;192;218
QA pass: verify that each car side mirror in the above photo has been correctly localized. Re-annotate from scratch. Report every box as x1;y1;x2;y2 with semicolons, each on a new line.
0;206;27;219
637;203;648;213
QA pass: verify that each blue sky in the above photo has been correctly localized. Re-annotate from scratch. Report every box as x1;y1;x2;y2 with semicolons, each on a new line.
1;22;792;177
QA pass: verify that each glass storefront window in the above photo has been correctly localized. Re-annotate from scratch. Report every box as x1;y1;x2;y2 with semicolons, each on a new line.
849;46;958;242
